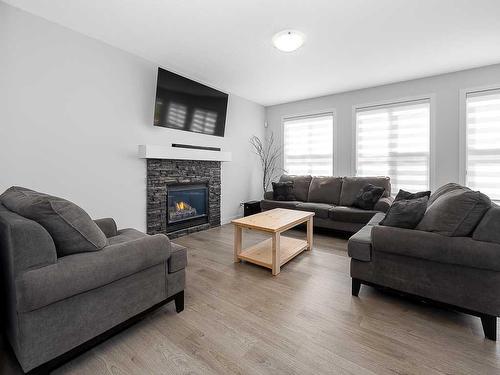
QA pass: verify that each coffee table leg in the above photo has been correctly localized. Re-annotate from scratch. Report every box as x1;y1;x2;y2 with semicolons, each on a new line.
234;225;242;262
272;232;280;275
307;217;313;250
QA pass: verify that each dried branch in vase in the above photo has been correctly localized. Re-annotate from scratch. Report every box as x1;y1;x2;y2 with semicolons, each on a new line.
250;132;285;194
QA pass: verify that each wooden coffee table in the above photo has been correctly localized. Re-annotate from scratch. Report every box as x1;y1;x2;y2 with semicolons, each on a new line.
232;208;314;275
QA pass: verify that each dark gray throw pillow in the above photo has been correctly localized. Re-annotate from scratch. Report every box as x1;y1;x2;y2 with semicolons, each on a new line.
1;186;107;257
272;181;296;201
279;175;312;201
380;196;428;229
352;184;385;210
394;189;431;202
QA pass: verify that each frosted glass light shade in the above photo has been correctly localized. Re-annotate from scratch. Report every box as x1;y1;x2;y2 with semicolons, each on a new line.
272;30;305;52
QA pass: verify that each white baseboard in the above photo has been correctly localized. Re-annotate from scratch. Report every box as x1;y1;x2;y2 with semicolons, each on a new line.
221;214;242;225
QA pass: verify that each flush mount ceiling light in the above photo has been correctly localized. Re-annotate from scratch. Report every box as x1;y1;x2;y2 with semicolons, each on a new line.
272;30;305;52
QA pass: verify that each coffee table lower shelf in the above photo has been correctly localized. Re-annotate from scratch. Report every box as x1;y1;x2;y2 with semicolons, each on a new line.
237;236;308;269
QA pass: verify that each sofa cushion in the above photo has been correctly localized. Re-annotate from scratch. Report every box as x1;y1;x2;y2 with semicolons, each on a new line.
427;182;467;206
329;206;379;224
472;205;500;244
380;196;428;229
348;225;374;261
394;189;431;202
0;204;57;275
272;181;296;201
313;219;365;233
339;177;390;206
372;225;500;272
279;175;312;201
0;186;33;210
416;189;491;236
1;186;107;257
307;176;343;205
295;202;333;219
169;242;188;273
352;184;385;210
260;199;300;211
16;233;171;312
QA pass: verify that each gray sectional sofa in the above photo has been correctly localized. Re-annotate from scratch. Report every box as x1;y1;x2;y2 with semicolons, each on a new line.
261;175;393;233
0;187;186;373
349;183;500;340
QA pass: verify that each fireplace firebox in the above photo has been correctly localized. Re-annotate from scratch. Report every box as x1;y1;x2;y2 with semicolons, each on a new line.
166;182;209;233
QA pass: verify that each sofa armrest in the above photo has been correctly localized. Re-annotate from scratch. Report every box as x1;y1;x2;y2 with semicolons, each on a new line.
169;242;187;273
373;196;393;213
371;225;500;272
94;218;118;238
16;233;171;312
264;191;274;200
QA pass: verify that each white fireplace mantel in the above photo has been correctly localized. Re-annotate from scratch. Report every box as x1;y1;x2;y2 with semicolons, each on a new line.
138;144;232;162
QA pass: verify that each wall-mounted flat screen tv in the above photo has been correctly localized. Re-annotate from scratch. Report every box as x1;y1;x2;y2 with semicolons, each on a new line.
154;67;228;137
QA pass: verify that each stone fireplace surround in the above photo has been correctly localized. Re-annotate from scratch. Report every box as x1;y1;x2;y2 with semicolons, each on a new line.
147;159;221;238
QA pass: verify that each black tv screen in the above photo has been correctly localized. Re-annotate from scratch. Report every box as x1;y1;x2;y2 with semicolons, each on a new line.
154;68;228;137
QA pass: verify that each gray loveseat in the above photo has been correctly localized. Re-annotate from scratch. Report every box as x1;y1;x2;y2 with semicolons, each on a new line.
0;187;186;373
262;175;393;233
349;183;500;340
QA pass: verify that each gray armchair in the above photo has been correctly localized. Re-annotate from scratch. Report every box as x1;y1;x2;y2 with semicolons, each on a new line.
0;204;186;373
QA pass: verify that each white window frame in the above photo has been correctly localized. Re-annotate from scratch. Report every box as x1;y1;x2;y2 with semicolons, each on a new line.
352;94;436;191
459;84;500;197
280;110;338;176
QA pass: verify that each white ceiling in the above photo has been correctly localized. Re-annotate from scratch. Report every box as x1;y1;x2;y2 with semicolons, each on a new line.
5;0;500;106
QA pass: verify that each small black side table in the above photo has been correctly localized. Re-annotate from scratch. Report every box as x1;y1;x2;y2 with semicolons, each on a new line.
243;200;261;217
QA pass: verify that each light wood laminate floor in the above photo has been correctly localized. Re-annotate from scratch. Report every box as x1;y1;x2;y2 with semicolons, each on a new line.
1;224;500;374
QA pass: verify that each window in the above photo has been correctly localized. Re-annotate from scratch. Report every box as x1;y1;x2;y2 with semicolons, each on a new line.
283;113;334;176
465;89;500;200
355;99;431;193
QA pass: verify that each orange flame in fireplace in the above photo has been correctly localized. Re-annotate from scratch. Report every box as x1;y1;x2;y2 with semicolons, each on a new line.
175;201;190;211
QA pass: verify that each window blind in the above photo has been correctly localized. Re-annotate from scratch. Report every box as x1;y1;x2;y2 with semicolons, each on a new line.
465;89;500;200
355;99;431;193
283;113;334;176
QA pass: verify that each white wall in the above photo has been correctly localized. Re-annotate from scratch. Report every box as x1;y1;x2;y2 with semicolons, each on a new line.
0;2;265;230
266;63;500;190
